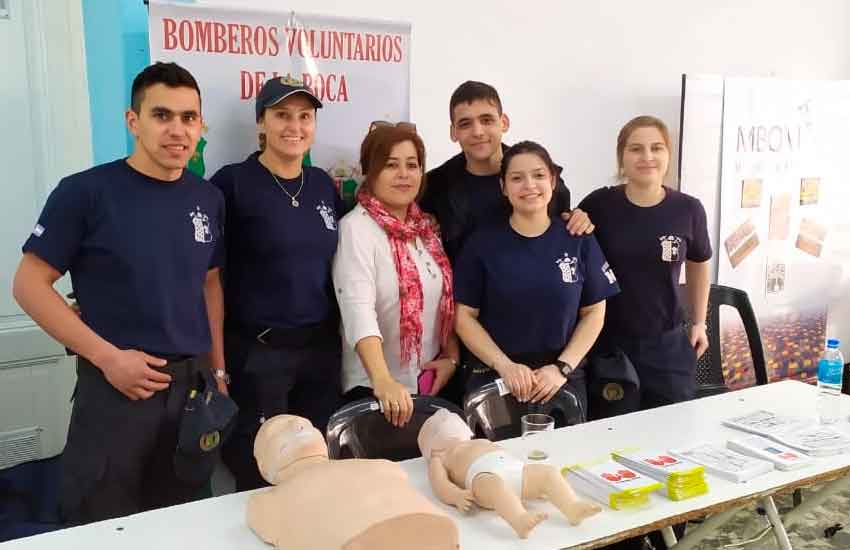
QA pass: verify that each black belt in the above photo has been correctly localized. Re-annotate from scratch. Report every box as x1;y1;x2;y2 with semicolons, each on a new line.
226;318;339;350
145;352;194;363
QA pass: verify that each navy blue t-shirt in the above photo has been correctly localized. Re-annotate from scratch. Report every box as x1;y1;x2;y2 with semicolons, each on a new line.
578;185;712;339
22;160;225;356
462;172;507;236
210;153;342;329
453;220;620;359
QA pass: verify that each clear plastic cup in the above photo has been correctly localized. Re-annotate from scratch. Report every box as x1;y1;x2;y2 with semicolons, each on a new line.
521;413;554;461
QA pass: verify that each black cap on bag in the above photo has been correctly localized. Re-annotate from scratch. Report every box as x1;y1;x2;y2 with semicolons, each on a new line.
255;76;323;121
586;350;641;420
173;369;238;485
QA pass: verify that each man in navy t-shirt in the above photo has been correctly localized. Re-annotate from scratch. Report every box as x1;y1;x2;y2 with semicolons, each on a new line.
12;62;225;524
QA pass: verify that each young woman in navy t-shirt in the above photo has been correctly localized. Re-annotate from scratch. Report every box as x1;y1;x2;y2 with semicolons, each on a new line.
209;78;343;491
579;116;712;415
454;142;620;412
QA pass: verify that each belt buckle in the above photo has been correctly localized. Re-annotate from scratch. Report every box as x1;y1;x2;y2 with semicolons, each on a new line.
256;328;272;345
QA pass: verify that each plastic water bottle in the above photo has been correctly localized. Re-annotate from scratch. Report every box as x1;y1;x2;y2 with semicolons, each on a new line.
817;338;845;424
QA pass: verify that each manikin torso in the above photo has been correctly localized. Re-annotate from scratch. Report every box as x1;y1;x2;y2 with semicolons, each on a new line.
247;416;458;550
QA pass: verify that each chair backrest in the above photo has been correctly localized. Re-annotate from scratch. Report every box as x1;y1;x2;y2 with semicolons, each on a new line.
326;396;464;460
695;284;768;398
463;382;585;441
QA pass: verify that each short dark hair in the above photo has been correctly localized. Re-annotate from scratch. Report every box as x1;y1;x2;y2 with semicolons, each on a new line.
359;125;427;202
130;62;201;113
449;81;502;122
500;140;562;216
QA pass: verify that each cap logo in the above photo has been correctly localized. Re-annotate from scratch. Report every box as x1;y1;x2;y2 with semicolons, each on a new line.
280;75;304;87
199;430;221;452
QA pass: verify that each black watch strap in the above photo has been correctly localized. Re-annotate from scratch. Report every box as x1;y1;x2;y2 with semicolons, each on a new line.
553;359;574;375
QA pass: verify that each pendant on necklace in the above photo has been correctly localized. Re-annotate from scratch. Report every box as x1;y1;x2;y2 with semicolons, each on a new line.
291;199;300;207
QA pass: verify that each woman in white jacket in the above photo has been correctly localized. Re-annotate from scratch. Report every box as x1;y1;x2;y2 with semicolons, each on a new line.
333;124;458;427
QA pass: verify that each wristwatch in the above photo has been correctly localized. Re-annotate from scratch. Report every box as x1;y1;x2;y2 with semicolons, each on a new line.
213;369;231;385
553;359;574;376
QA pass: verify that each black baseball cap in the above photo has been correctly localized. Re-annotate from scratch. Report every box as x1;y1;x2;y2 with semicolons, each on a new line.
586;350;641;420
256;76;322;121
173;369;238;485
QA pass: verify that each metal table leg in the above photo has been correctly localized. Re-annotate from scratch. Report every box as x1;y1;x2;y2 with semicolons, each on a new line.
661;525;678;548
660;508;739;550
763;496;793;550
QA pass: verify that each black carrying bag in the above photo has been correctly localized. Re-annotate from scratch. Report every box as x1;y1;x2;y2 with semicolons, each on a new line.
586;349;642;420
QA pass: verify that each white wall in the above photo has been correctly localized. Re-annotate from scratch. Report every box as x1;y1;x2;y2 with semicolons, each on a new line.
197;0;849;203
0;0;90;465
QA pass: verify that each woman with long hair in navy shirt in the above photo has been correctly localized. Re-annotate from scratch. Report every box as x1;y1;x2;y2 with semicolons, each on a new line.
454;141;619;413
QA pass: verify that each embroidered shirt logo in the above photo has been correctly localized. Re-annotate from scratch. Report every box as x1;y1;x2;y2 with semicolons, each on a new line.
601;261;617;284
659;235;683;262
316;201;337;230
189;206;213;243
556;252;578;284
32;224;45;237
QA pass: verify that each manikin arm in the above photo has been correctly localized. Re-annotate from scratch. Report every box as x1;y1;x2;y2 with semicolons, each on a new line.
427;456;474;513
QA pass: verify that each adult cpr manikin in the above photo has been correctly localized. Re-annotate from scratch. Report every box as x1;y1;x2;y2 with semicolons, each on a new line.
247;414;459;550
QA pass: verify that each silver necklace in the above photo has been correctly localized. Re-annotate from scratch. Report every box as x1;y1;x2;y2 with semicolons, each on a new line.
269;170;305;207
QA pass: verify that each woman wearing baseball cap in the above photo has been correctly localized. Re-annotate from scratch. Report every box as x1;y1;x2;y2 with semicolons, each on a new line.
209;76;343;491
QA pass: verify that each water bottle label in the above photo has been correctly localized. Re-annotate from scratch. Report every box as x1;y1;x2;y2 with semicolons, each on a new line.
818;359;843;385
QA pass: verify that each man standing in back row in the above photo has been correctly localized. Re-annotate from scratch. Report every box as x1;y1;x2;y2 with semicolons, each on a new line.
422;80;593;262
421;81;593;401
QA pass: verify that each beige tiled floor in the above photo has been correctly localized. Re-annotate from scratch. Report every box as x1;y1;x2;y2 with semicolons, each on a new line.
691;485;850;550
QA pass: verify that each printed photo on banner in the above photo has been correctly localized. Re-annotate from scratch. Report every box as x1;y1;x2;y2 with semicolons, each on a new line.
716;78;850;386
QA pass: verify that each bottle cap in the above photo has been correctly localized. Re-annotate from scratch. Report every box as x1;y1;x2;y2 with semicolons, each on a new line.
827;338;840;348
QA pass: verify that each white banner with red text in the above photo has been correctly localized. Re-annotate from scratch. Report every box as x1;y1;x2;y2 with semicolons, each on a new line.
149;0;410;189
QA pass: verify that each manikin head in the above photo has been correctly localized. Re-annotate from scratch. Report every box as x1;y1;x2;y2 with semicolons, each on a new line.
417;409;474;460
253;415;328;485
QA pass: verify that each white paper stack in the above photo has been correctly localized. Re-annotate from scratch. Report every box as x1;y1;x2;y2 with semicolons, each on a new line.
772;425;850;457
722;410;811;436
727;435;816;471
671;442;774;483
723;410;850;457
562;459;662;510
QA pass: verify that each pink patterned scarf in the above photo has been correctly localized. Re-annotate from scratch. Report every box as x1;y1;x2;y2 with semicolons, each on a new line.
358;191;454;368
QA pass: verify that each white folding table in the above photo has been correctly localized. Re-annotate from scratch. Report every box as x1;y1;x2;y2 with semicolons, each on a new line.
2;380;849;550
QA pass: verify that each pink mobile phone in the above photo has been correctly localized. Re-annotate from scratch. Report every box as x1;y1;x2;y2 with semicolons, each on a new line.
418;369;436;395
